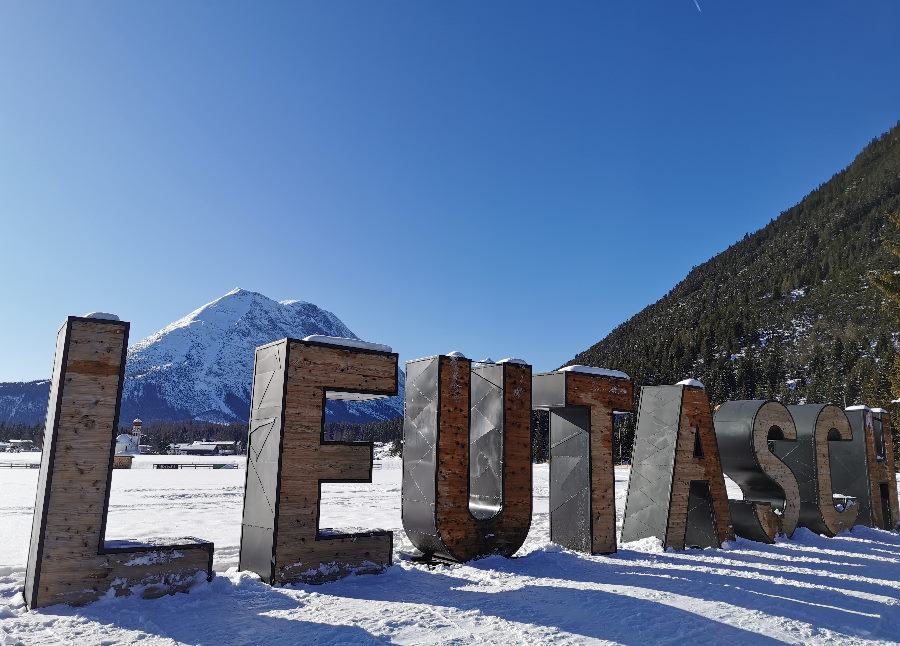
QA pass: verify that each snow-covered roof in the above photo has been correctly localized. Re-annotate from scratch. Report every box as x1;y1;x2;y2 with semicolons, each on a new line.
302;335;392;353
558;365;630;380
446;351;467;358
871;408;888;414
498;358;527;365
83;312;120;321
845;405;870;411
676;378;705;389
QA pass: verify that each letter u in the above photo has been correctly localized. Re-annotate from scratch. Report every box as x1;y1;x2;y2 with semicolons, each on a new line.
401;354;532;562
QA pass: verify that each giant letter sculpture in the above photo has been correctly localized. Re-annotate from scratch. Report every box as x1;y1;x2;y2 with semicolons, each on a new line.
239;336;398;584
24;316;214;609
532;366;632;554
773;404;858;536
621;383;733;549
714;400;801;542
868;408;900;530
402;355;532;562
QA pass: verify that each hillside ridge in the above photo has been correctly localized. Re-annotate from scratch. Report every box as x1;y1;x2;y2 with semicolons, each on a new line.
568;122;900;411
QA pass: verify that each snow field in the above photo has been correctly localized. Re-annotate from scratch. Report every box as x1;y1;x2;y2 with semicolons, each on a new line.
1;461;900;645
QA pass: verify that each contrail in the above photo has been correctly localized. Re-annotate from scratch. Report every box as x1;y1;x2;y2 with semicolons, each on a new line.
693;0;702;11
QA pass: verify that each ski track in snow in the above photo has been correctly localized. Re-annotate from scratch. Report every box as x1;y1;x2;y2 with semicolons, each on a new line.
2;462;900;645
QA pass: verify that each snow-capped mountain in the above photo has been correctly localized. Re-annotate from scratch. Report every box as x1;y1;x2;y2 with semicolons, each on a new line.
0;288;404;426
0;380;52;426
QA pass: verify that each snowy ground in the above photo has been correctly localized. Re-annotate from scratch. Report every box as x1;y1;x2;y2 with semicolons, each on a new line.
2;458;900;645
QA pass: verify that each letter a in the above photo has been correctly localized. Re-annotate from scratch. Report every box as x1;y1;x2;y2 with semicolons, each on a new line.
622;383;733;549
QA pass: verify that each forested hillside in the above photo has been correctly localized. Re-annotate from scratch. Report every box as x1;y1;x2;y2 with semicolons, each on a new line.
569;123;900;413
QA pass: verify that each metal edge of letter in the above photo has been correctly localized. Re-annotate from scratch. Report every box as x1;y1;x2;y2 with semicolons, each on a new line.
836;407;875;527
533;371;590;552
469;362;505;522
401;355;444;555
238;338;288;583
620;385;683;545
24;317;77;609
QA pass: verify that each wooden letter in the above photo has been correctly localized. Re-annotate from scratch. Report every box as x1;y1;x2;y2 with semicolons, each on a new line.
24;317;214;609
402;355;532;562
239;337;398;585
714;400;801;542
869;409;900;530
621;384;733;549
532;368;633;554
773;404;858;536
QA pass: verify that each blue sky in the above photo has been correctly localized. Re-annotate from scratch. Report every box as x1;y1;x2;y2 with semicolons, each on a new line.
1;1;898;380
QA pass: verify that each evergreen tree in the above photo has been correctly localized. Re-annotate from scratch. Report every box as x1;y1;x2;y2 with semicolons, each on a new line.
869;211;900;397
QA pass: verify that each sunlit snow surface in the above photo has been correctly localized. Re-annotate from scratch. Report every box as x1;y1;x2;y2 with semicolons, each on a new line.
2;458;900;645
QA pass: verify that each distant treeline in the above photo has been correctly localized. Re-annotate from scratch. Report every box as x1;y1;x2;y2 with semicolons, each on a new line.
0;423;44;447
323;418;403;443
4;413;636;464
317;411;632;465
133;418;408;454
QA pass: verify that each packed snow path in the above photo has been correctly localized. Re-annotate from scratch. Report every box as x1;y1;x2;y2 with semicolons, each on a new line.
2;460;900;645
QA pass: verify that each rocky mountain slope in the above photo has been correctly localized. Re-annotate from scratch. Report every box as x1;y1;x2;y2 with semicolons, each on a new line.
0;288;404;426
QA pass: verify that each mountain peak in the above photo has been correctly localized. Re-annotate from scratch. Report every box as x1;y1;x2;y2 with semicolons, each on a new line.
114;288;401;424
